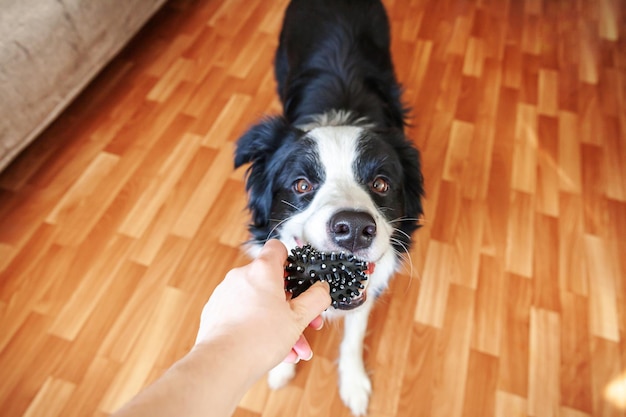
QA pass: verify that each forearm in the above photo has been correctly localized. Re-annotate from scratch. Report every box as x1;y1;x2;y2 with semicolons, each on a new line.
111;240;330;417
112;338;259;417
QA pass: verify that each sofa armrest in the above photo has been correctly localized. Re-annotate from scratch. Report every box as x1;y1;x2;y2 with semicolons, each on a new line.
0;0;167;171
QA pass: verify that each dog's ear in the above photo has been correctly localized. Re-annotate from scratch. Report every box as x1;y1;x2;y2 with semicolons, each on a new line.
234;116;301;235
234;116;294;168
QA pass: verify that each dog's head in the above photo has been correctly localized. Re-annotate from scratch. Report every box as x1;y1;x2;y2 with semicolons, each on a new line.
235;115;424;310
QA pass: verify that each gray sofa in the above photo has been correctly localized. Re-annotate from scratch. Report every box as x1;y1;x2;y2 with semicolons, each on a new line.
0;0;167;171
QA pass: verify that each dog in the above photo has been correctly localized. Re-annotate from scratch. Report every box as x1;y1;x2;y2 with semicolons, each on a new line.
234;0;424;415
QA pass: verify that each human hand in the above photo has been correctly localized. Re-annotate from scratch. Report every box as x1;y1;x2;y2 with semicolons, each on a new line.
194;240;331;378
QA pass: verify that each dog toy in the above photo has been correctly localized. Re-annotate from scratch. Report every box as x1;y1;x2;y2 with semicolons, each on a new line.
284;245;369;309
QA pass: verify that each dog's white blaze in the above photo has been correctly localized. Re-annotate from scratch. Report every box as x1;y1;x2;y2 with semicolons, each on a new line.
309;125;363;203
297;109;374;132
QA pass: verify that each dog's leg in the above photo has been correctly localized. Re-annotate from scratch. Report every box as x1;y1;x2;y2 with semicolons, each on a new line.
267;362;296;389
338;301;374;416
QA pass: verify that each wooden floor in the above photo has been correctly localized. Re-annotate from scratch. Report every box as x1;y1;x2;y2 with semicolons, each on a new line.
1;0;625;416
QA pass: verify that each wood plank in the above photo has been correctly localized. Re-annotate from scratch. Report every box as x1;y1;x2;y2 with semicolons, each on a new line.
528;307;561;417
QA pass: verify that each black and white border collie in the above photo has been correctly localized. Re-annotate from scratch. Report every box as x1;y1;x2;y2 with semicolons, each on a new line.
234;0;424;415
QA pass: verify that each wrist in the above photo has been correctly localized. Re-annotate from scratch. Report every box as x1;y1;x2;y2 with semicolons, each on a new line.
112;335;260;417
192;332;268;387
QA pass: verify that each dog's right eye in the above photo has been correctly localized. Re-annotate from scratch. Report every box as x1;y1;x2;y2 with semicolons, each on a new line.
293;178;314;194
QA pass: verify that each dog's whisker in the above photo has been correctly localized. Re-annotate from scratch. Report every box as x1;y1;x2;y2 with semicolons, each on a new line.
266;212;308;242
392;251;412;279
388;216;421;224
266;216;295;241
390;235;414;279
280;200;302;212
393;227;412;241
390;238;411;263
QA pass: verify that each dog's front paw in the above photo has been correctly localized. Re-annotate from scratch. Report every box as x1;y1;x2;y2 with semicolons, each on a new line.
339;365;372;416
267;362;296;389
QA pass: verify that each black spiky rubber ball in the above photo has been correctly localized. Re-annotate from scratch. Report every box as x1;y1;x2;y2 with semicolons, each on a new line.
284;245;369;309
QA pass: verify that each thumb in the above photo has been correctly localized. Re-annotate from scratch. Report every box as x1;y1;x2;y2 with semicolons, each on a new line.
290;281;331;329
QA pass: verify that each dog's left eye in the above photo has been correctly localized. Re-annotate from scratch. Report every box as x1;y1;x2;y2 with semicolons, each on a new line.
293;178;314;194
370;177;390;194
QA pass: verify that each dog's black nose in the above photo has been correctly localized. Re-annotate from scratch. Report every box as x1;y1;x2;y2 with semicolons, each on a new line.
330;210;377;252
